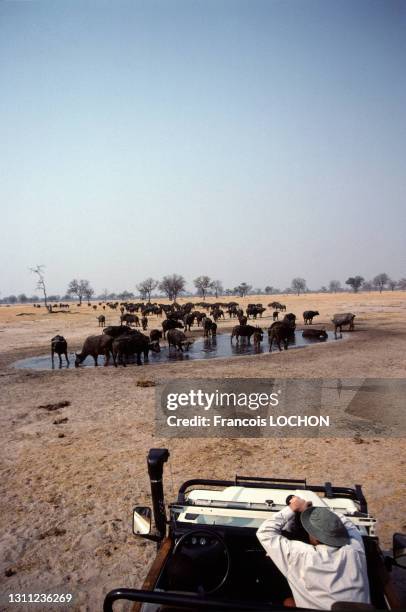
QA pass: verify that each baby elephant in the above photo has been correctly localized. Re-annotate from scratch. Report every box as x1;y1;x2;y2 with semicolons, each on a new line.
51;335;69;369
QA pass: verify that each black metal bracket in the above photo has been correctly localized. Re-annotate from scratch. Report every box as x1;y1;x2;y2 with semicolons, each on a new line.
103;588;296;611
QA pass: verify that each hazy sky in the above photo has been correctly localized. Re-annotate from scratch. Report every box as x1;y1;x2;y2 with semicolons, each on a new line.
1;0;405;295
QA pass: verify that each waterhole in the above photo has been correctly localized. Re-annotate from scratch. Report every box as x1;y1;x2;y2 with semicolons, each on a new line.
13;330;340;370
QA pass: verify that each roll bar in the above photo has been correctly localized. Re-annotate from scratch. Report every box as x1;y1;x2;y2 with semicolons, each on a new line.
103;588;310;611
147;448;169;541
145;449;368;537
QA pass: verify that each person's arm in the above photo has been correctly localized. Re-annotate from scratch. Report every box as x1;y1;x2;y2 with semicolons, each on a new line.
257;496;311;575
336;512;366;553
257;506;296;575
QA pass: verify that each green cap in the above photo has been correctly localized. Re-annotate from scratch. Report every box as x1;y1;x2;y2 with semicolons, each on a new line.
301;507;350;547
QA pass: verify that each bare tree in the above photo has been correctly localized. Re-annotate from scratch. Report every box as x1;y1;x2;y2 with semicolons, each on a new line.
137;278;158;302
329;280;341;293
373;273;389;293
398;278;406;290
264;285;274;294
362;280;374;291
291;277;307;295
211;280;223;298
67;279;93;305
67;280;80;303
194;276;212;300
234;282;252;297
387;278;397;291
84;285;94;301
345;276;364;293
30;265;50;310
159;274;186;301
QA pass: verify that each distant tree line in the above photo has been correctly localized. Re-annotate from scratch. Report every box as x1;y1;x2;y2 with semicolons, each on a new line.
345;273;404;293
2;270;406;304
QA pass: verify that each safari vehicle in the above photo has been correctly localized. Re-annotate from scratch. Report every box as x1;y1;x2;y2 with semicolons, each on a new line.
104;449;406;611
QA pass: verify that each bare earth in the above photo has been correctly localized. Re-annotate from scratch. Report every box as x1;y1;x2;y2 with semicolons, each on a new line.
1;292;405;611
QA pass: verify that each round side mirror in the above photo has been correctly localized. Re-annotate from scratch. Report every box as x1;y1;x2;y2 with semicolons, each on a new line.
133;506;152;536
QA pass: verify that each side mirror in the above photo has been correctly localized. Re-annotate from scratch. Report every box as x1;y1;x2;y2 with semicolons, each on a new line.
133;506;152;536
393;533;406;569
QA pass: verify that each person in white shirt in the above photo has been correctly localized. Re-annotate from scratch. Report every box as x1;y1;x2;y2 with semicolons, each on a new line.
257;495;371;610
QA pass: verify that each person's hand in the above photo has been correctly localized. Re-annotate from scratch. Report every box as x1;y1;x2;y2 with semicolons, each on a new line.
288;496;312;513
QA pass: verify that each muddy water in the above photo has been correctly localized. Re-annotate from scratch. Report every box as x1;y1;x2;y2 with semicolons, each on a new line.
12;331;340;370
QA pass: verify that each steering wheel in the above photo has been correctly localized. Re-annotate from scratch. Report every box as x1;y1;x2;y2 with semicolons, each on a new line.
171;529;231;595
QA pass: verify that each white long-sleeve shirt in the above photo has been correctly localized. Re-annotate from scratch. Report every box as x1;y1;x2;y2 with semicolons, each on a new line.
257;506;371;610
